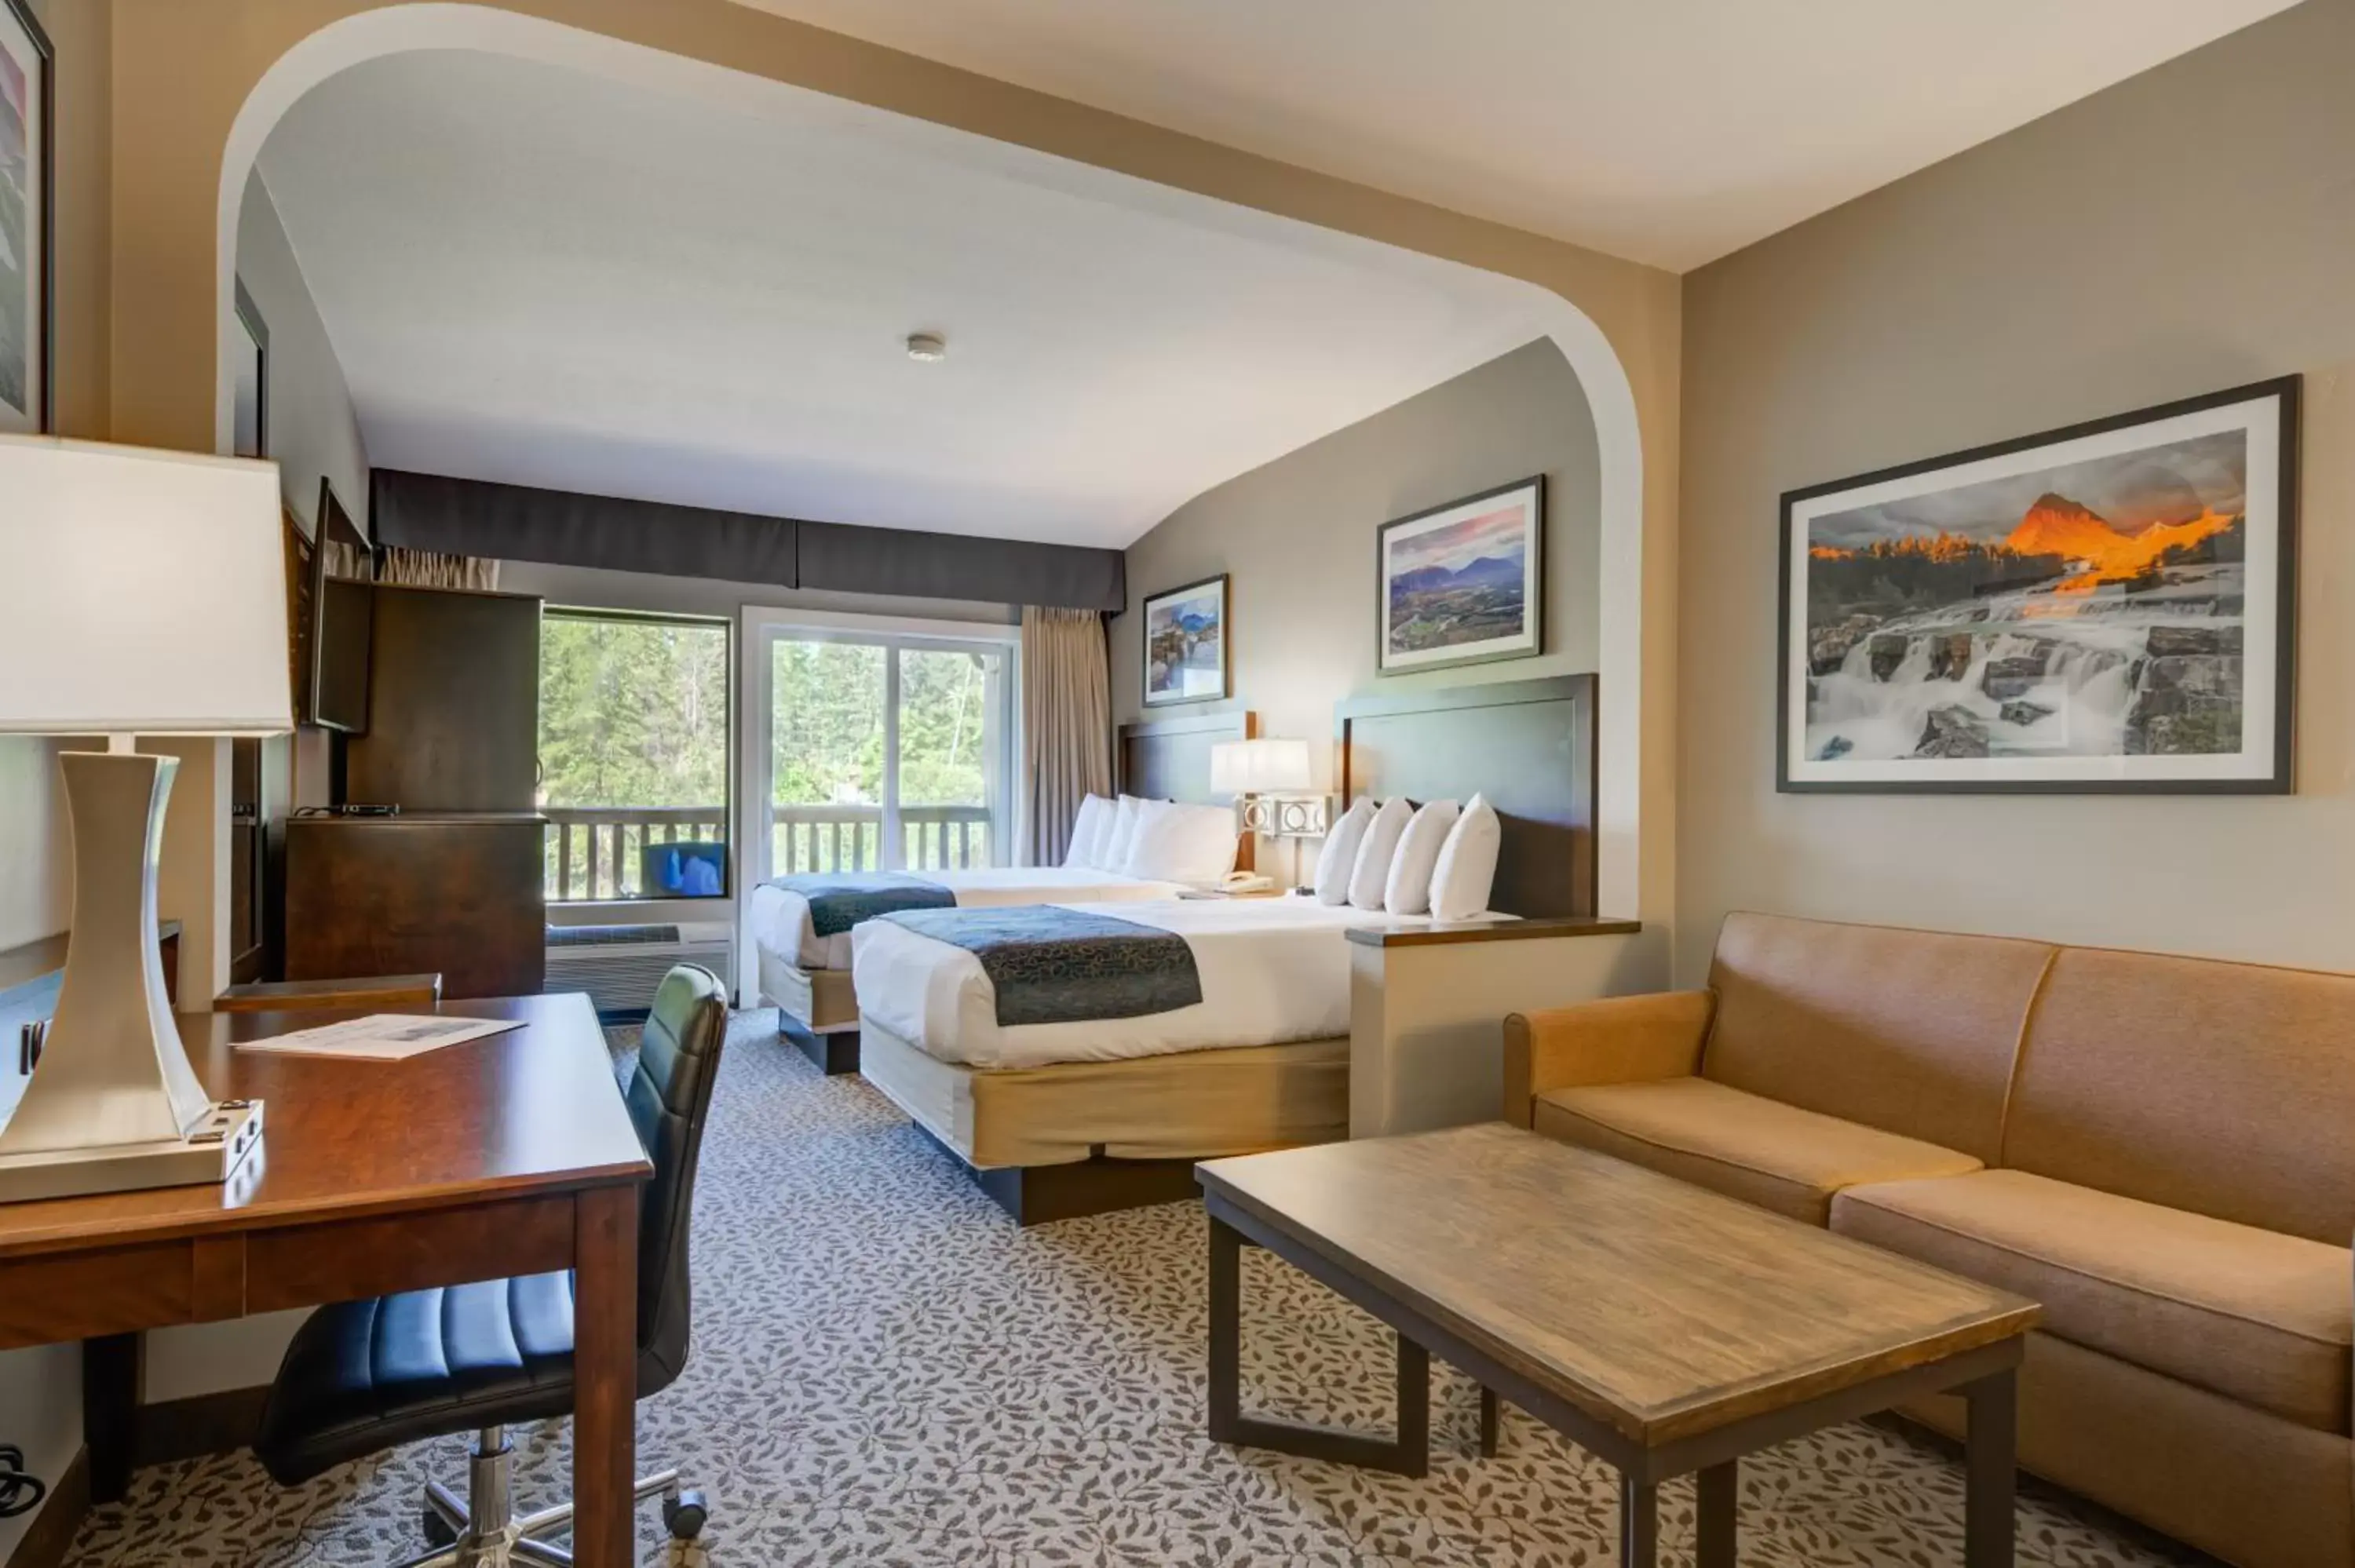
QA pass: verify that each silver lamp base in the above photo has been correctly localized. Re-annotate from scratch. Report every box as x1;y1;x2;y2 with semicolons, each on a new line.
0;1098;264;1205
0;746;268;1206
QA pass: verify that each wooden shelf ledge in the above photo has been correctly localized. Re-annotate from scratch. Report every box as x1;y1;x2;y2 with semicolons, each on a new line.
1343;915;1641;950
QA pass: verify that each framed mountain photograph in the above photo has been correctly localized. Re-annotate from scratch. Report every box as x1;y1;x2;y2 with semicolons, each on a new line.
1780;377;2298;794
1378;476;1544;675
1141;572;1229;708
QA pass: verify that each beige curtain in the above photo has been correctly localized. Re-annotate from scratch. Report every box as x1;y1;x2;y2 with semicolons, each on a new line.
376;545;500;591
1020;607;1114;866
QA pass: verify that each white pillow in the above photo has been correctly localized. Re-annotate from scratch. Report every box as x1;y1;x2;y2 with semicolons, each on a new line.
1123;799;1240;885
1429;793;1502;921
1064;793;1114;870
1347;797;1415;910
1312;797;1377;906
1101;794;1152;872
1383;799;1459;915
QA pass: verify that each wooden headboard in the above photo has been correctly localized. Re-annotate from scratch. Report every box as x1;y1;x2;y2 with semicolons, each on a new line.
1116;708;1258;871
1334;676;1596;918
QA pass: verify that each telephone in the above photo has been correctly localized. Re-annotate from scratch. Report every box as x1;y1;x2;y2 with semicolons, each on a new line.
1218;870;1278;895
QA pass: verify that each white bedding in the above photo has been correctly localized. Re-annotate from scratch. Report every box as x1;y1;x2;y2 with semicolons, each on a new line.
749;866;1190;971
852;894;1485;1071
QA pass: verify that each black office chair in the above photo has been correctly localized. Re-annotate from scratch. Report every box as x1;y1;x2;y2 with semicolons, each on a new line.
254;965;730;1567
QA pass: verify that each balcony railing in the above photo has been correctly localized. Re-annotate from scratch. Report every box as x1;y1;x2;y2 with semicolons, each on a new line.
544;803;995;902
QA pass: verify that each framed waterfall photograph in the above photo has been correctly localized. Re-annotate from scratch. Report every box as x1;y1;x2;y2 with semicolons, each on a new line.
1141;572;1230;708
1377;476;1544;675
1778;376;2299;794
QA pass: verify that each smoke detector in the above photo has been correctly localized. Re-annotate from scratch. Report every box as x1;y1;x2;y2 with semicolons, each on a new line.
905;332;947;363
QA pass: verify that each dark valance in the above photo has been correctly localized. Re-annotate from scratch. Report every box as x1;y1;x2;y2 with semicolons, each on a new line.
369;469;1125;613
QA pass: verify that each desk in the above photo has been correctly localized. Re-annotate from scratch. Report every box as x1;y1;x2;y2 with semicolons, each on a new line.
0;994;652;1568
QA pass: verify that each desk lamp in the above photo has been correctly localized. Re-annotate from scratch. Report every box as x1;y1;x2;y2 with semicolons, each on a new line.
1209;737;1325;888
0;436;291;1203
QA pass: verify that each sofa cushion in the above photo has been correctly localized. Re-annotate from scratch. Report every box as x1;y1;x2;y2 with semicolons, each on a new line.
1835;1169;2352;1433
1702;912;2054;1163
2006;946;2355;1245
1532;1077;1981;1226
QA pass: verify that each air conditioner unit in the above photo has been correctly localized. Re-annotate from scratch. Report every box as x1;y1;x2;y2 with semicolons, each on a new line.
545;922;735;1020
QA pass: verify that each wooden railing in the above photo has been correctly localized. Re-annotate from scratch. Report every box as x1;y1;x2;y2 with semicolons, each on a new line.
546;806;725;903
771;804;993;878
544;804;995;901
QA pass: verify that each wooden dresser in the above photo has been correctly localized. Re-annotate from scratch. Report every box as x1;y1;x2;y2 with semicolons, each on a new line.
284;812;546;1000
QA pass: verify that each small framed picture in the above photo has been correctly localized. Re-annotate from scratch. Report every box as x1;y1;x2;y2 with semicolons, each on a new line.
1377;476;1544;675
0;0;53;436
1141;573;1230;708
1780;376;2298;793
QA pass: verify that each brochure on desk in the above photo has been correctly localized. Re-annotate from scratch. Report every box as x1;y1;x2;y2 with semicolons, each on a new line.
233;1013;526;1062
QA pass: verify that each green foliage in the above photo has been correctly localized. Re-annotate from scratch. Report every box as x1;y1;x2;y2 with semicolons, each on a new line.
767;642;999;808
539;620;1002;885
897;647;999;806
769;640;885;805
538;615;728;809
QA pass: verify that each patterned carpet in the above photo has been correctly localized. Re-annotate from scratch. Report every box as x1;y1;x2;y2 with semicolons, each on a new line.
61;1010;2212;1567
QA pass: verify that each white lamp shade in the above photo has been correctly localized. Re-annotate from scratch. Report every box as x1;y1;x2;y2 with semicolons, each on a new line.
1210;736;1313;795
0;436;294;735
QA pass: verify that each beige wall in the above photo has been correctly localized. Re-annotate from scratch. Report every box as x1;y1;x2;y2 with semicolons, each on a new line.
1115;339;1600;799
1678;0;2355;981
0;2;110;1552
0;0;111;957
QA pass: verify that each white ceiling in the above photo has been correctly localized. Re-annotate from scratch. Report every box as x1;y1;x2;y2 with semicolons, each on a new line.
255;49;1558;549
731;0;2297;271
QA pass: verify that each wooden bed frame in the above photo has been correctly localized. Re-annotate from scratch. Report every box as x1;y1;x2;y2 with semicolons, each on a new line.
898;680;1602;1224
758;707;1259;1075
1334;673;1597;920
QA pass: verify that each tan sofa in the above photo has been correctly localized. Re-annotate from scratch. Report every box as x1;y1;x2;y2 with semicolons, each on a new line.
1505;911;2355;1568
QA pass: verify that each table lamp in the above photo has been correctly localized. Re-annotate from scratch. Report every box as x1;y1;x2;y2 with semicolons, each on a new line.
1209;737;1326;886
0;436;292;1204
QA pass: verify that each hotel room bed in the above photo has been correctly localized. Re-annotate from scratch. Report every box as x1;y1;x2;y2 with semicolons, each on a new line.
852;676;1608;1224
754;710;1258;1064
753;867;1188;979
854;894;1379;1069
853;894;1398;1220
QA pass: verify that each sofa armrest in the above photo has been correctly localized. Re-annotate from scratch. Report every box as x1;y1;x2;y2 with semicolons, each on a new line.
1502;990;1716;1127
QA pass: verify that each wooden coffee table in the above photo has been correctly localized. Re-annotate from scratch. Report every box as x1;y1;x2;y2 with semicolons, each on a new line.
1196;1123;2041;1567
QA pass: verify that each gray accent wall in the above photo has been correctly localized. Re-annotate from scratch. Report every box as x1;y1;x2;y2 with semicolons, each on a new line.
237;169;370;534
1115;339;1601;803
1678;0;2355;982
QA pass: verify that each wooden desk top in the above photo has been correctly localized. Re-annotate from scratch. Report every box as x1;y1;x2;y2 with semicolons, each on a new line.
0;993;651;1260
1198;1123;2039;1446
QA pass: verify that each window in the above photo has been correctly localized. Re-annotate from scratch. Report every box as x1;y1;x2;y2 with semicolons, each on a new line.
539;609;731;901
754;616;1014;879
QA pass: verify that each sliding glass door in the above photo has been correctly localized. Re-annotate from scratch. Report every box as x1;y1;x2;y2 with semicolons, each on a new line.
745;611;1017;884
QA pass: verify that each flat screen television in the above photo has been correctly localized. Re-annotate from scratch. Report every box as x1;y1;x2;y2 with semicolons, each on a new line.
306;478;374;734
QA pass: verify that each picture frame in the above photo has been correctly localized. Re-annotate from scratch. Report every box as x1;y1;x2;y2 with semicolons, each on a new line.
0;0;50;436
1376;476;1544;676
1778;375;2299;794
1141;572;1230;709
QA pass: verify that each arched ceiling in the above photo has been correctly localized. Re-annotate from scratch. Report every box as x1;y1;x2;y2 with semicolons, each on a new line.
253;48;1562;549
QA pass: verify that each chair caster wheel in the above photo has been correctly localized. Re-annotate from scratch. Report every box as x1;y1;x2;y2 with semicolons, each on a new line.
420;1508;458;1548
663;1486;708;1540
